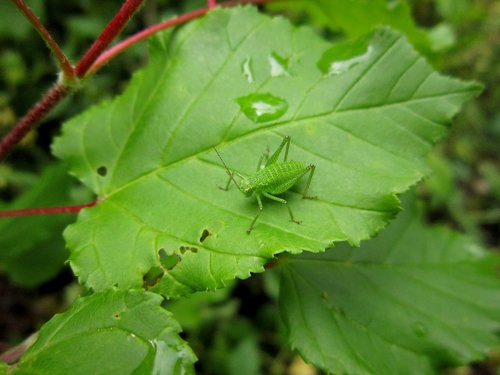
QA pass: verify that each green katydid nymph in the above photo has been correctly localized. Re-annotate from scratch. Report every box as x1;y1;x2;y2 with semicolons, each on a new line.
214;136;316;234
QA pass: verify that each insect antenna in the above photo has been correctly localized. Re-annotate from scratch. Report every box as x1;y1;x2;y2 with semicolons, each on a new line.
214;147;243;191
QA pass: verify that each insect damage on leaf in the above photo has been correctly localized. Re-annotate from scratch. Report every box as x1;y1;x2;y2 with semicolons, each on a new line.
199;229;210;243
215;136;316;234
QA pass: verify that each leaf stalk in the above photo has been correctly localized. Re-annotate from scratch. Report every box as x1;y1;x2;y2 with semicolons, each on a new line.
0;83;68;161
75;0;146;78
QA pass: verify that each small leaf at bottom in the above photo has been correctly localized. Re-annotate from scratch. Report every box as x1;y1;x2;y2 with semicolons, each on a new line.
15;290;196;375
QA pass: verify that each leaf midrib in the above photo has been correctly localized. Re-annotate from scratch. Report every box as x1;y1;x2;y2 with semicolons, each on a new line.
288;266;432;371
98;23;467;203
102;88;459;200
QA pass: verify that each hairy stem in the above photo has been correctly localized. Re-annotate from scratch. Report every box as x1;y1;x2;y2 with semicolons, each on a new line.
75;0;146;77
0;0;146;161
10;0;75;79
0;83;68;161
0;0;281;164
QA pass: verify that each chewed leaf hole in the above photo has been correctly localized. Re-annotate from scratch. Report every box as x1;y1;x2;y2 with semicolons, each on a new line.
199;229;210;243
142;265;164;287
158;248;181;270
179;246;198;254
113;313;121;320
237;92;288;123
96;166;107;176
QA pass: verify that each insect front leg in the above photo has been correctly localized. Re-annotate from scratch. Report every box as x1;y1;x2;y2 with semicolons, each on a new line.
247;193;264;234
219;170;246;192
214;147;247;193
301;164;317;199
219;170;234;191
262;192;301;225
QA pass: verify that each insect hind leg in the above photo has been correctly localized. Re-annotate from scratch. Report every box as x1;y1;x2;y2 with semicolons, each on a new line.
301;164;317;200
266;136;291;166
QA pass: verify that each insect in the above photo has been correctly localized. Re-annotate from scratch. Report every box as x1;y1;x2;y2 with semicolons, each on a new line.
214;136;316;234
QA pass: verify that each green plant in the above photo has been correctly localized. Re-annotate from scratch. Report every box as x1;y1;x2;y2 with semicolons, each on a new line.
0;1;499;374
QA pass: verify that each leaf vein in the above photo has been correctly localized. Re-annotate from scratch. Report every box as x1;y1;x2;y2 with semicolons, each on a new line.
334;35;403;111
161;17;270;160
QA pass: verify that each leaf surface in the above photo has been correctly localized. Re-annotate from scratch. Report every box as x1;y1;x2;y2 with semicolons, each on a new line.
53;7;480;297
279;195;500;374
15;290;196;375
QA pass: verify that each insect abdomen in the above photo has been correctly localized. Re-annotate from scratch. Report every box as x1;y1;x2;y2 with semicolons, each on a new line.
249;161;306;194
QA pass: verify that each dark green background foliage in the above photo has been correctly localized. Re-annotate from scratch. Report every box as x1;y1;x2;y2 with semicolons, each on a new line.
0;1;499;374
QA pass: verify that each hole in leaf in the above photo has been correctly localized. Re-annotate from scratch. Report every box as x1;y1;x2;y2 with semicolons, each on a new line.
237;92;288;123
199;229;210;243
97;166;107;176
143;265;164;287
179;246;198;254
113;313;121;320
158;248;180;270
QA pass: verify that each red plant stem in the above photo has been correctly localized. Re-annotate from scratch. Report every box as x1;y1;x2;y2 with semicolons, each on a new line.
0;0;286;219
89;0;280;75
0;83;68;161
10;0;74;79
0;0;282;163
0;201;97;218
88;7;208;74
0;0;146;161
75;0;145;77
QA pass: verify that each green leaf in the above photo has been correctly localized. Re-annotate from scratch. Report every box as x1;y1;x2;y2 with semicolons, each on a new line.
15;289;196;375
0;164;78;286
268;0;430;51
279;195;500;374
53;7;480;297
2;237;67;287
